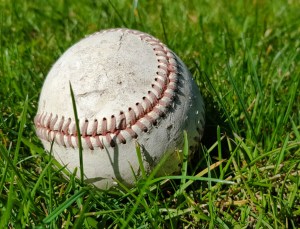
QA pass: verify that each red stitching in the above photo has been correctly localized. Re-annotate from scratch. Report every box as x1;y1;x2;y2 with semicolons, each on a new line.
71;124;76;136
163;92;174;100
85;136;93;150
135;120;148;132
135;102;145;117
151;84;163;98
57;116;64;132
46;113;52;128
62;118;69;134
158;59;168;65
118;112;126;129
50;115;58;129
101;118;107;135
148;91;158;104
143;114;156;125
128;107;136;125
67;135;73;148
91;119;98;137
34;29;180;150
110;115;116;133
106;134;115;147
53;131;58;144
125;127;138;139
82;120;88;137
59;132;65;147
152;107;165;117
117;131;126;144
143;97;152;113
95;135;104;149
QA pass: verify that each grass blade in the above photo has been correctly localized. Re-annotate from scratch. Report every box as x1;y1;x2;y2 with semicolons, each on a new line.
43;188;87;224
30;158;54;199
179;130;189;194
13;95;28;165
69;82;84;185
226;63;257;142
0;175;15;227
197;63;238;133
275;135;289;174
135;142;146;179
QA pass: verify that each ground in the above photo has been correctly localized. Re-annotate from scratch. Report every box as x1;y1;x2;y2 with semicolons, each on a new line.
0;0;299;228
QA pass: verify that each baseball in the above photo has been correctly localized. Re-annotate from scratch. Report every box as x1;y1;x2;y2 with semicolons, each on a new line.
34;28;205;189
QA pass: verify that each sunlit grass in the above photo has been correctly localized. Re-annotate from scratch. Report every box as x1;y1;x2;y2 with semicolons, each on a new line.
0;0;299;228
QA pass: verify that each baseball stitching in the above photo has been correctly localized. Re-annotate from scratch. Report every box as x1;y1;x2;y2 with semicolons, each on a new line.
34;29;181;150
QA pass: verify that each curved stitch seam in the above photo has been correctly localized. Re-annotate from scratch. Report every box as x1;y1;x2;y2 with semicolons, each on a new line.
34;29;179;150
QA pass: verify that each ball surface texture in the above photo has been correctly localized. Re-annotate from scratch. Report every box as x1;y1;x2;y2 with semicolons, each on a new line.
34;28;205;189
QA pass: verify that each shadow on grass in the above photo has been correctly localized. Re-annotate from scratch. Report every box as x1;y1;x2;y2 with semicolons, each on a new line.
191;97;232;167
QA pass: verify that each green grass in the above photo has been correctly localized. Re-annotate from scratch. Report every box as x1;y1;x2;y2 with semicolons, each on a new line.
1;0;300;228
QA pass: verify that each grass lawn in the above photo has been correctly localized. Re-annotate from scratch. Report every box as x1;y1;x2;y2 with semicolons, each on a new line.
1;0;300;228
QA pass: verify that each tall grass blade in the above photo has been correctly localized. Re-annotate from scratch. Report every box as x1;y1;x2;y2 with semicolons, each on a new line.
135;142;146;179
0;175;14;227
43;188;87;224
179;130;189;194
196;63;238;133
275;135;289;174
30;158;54;199
13;95;28;166
69;82;84;185
121;153;170;229
226;63;257;141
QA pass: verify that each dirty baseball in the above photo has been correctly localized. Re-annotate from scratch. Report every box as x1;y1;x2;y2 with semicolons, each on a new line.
34;28;205;189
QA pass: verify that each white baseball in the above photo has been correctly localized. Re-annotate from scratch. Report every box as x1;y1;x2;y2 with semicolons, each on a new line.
34;28;205;189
